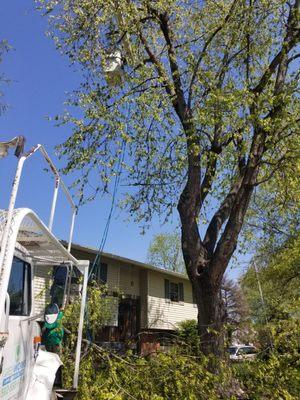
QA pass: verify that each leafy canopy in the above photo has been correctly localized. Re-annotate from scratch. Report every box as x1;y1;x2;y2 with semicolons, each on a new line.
241;232;300;323
37;0;299;228
147;232;185;273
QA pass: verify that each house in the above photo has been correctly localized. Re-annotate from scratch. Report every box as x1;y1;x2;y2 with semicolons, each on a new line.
34;242;198;353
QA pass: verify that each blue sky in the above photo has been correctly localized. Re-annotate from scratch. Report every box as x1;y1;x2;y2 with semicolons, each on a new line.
0;1;249;279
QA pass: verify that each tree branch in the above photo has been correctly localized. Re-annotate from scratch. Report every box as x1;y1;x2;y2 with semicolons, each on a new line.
138;31;176;105
252;0;300;95
199;154;218;207
210;178;255;284
187;0;238;108
203;177;243;258
254;152;295;186
158;12;187;122
199;124;225;208
207;1;300;277
287;52;300;63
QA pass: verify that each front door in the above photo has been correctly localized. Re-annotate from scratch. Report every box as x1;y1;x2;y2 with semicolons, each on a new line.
118;298;140;341
0;256;35;400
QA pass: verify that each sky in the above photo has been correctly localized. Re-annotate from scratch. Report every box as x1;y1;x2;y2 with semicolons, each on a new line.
0;1;249;279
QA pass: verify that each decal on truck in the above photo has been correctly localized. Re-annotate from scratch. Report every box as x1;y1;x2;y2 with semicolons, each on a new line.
0;360;25;398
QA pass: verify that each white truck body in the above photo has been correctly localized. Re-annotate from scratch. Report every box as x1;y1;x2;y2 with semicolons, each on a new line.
0;143;89;399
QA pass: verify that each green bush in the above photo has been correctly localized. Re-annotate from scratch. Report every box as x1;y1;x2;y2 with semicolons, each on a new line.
234;319;300;400
176;319;200;355
61;283;114;388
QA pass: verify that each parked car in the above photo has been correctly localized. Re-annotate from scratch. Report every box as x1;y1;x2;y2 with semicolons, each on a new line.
228;345;257;361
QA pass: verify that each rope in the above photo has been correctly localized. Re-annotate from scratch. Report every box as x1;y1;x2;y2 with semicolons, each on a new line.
88;137;126;281
84;141;125;342
85;107;129;342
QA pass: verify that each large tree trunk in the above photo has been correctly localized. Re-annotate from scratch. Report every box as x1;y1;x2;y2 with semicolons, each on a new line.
179;172;257;356
196;276;225;356
189;269;225;356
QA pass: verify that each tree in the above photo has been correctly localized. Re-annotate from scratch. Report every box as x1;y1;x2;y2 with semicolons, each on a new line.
241;233;300;369
178;277;251;350
147;233;185;273
38;0;300;355
241;232;300;324
242;149;300;253
222;276;250;344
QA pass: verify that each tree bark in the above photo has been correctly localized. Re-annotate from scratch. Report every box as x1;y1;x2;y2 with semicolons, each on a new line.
195;273;225;357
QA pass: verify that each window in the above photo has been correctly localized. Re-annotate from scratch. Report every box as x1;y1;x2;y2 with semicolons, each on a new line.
51;265;69;307
237;347;257;355
7;257;32;316
228;347;238;355
90;262;108;284
99;263;108;284
165;279;184;302
170;282;179;302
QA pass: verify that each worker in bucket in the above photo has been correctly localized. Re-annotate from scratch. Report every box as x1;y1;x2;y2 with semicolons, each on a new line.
42;303;64;354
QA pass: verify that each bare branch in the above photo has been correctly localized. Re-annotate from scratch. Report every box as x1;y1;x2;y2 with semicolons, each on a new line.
203;177;243;259
138;31;175;103
158;12;187;122
245;222;291;237
287;52;300;63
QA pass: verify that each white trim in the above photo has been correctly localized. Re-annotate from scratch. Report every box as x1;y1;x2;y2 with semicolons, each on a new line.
73;261;89;389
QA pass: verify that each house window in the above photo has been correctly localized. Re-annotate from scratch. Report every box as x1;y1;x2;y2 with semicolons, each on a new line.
170;282;179;302
51;265;69;308
90;262;108;284
7;257;32;316
165;279;184;302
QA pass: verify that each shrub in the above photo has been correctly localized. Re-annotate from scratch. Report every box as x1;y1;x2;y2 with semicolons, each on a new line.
69;347;237;400
176;319;200;355
233;319;300;400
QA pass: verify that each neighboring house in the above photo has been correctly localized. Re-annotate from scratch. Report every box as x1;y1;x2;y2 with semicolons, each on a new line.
34;242;197;353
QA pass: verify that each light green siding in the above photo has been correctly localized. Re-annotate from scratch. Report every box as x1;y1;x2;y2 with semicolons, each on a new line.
147;270;197;330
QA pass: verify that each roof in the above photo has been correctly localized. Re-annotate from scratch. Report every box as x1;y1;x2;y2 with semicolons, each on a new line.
66;241;190;281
